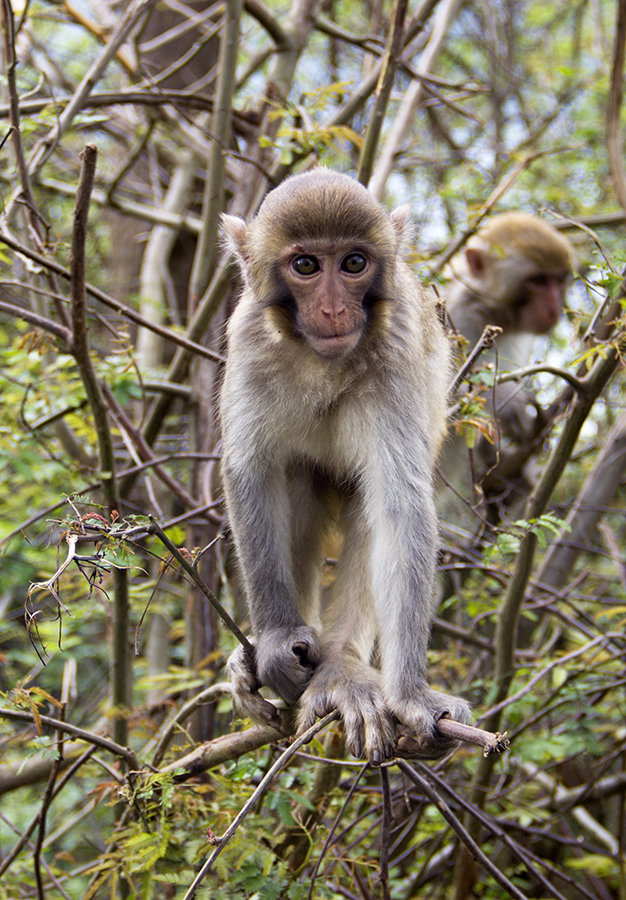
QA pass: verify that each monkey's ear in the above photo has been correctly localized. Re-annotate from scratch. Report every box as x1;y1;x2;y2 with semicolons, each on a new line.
465;246;488;279
221;213;249;266
390;205;412;253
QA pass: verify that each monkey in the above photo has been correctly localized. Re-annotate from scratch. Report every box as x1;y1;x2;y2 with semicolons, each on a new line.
440;212;576;526
220;169;471;764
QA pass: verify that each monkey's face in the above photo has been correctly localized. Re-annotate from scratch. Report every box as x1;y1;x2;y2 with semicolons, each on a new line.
517;270;569;334
279;241;379;359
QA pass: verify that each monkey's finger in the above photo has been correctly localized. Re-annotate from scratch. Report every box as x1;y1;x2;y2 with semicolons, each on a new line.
342;710;365;761
232;689;283;731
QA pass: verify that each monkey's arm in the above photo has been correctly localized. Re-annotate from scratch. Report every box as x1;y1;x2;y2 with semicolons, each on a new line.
221;417;320;705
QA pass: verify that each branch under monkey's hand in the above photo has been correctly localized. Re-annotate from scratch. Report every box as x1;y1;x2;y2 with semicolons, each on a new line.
396;717;510;759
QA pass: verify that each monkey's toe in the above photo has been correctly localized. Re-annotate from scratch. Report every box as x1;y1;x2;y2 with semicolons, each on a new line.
297;659;396;764
389;688;471;759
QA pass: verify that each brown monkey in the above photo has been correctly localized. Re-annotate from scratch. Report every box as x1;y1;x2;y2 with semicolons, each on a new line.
441;213;576;521
447;212;575;441
221;169;470;764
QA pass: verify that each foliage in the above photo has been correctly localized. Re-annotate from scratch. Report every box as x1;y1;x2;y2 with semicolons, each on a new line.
0;1;625;899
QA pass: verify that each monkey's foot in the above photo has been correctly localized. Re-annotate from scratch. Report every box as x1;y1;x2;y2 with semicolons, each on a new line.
390;688;472;759
297;659;395;765
227;644;283;730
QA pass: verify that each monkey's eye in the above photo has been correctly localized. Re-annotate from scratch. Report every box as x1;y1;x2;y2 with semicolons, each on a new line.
340;253;367;274
528;274;550;288
292;255;320;276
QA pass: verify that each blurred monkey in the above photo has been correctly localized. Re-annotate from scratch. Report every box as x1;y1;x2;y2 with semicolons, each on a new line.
221;169;470;764
441;212;576;525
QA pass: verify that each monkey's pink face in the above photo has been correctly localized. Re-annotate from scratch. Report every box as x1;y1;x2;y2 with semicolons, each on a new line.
518;271;569;334
281;246;378;359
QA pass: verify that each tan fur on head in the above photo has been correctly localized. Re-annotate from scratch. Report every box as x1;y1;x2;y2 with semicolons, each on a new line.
474;212;576;272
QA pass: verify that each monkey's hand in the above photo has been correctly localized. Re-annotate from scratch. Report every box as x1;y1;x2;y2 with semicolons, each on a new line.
255;625;321;705
297;657;396;766
390;688;472;759
227;644;283;731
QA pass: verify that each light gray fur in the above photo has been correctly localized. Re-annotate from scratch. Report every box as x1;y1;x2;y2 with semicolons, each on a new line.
221;170;470;763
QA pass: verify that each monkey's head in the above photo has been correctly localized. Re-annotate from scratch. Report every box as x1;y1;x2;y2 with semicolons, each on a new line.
459;212;576;335
222;169;410;359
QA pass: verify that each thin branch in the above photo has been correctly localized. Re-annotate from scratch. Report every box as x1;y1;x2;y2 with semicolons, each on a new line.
448;324;502;397
0;300;71;343
429;149;568;276
150;683;233;768
181;712;340;900
306;763;369;900
0;230;223;363
244;0;290;46
535;410;626;590
495;363;586;394
189;0;243;302
379;766;392;900
33;702;66;900
396;718;510;758
147;516;254;655
369;0;463;200
607;0;626;212
69;144;130;749
357;0;409;188
0;709;138;767
5;0;156;219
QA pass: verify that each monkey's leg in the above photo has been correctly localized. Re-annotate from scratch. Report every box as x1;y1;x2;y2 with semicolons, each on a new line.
297;496;396;765
369;453;472;757
286;462;329;626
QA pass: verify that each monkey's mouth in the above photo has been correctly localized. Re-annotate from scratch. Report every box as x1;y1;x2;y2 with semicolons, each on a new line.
306;330;362;359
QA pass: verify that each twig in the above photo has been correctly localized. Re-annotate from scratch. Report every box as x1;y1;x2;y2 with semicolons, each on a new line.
182;712;340;900
0;231;223;363
189;0;243;300
306;762;369;900
379;766;392;900
607;0;626;212
357;0;409;187
69;144;130;749
495;363;586;394
150;683;233;768
397;717;510;759
147;517;254;656
448;324;502;397
33;701;66;899
0;708;138;767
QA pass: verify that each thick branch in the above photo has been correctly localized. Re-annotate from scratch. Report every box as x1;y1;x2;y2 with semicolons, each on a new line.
536;410;626;590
